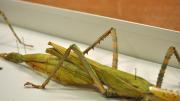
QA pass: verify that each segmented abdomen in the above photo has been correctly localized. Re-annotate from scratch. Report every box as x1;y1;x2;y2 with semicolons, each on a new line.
149;86;180;101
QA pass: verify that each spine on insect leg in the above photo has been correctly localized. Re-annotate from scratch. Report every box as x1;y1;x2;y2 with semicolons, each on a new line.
149;86;180;101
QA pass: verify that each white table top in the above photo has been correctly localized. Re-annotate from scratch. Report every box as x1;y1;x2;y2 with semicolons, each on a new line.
0;23;179;101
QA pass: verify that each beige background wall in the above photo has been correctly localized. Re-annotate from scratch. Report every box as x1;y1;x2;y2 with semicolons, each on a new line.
25;0;180;31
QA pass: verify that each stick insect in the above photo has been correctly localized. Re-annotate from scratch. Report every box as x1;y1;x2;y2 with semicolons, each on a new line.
0;11;180;101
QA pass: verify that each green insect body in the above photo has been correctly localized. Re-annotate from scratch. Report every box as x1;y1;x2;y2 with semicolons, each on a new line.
3;42;166;101
1;10;180;101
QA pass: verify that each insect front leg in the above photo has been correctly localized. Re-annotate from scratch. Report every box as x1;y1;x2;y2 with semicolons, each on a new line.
24;44;73;89
156;46;180;88
0;10;33;47
24;44;106;93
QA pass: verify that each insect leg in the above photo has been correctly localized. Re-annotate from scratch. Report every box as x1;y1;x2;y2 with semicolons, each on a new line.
83;27;118;69
0;10;33;47
156;46;180;88
24;44;106;94
67;44;120;97
24;44;72;89
82;28;119;96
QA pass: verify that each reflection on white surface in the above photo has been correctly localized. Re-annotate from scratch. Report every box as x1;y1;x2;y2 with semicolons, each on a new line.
0;23;179;101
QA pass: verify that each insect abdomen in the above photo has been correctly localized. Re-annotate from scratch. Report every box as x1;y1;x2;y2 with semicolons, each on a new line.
149;86;180;101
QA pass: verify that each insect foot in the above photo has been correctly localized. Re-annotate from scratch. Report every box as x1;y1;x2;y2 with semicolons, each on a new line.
103;89;119;98
24;82;45;89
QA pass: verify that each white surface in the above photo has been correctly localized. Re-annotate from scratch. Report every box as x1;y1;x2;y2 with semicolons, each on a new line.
0;23;180;101
0;0;180;68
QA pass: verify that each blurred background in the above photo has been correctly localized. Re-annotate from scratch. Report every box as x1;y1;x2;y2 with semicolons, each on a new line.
25;0;180;31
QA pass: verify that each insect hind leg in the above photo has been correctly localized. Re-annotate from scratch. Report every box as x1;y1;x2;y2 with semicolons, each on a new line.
156;46;180;88
83;27;118;69
83;28;120;96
